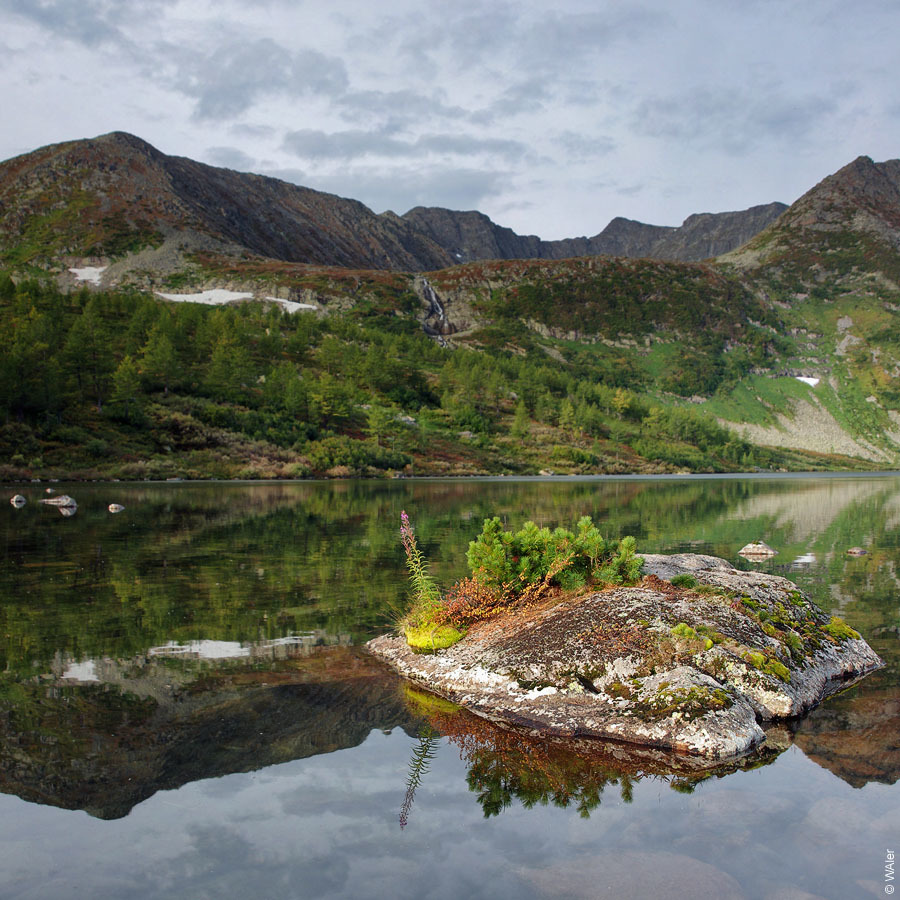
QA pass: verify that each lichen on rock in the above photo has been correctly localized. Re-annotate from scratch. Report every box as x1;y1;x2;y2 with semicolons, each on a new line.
367;553;882;760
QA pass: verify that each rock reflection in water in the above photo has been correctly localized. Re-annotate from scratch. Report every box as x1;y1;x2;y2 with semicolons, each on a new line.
792;673;900;787
399;686;784;824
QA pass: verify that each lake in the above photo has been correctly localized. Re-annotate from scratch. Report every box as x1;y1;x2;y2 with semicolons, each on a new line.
0;475;898;899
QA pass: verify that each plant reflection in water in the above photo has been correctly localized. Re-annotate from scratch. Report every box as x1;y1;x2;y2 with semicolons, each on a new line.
399;684;785;824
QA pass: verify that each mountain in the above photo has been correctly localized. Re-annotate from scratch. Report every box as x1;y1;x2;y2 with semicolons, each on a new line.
0;132;783;276
0;131;455;272
2;138;900;480
723;155;900;285
402;203;787;264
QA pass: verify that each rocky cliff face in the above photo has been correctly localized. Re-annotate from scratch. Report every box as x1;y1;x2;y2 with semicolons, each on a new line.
651;203;788;260
402;203;787;264
0;131;786;274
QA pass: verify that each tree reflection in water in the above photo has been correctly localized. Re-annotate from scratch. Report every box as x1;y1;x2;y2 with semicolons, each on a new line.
400;685;784;822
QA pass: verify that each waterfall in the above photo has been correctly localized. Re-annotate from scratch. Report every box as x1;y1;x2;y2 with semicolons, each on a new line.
420;278;450;345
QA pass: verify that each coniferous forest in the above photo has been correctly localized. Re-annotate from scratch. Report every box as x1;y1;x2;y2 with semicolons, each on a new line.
0;272;863;480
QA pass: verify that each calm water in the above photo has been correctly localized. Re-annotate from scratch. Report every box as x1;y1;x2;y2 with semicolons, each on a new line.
0;475;898;899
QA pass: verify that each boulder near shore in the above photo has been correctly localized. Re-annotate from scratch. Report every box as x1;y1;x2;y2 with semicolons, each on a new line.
368;553;882;760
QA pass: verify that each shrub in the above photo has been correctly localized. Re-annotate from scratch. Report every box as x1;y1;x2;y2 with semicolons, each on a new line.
466;516;641;592
305;435;410;473
670;574;699;589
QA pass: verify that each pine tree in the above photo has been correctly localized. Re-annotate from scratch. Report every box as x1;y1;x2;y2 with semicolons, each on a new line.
559;398;577;432
111;355;143;422
367;404;395;448
511;399;530;438
140;327;178;395
63;298;111;411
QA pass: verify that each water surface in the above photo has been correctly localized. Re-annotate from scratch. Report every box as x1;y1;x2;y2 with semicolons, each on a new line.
1;476;898;899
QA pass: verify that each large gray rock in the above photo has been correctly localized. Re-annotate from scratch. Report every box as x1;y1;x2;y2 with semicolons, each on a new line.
368;553;881;761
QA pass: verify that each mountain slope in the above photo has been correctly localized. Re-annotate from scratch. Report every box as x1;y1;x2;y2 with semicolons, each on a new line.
723;156;900;284
0;132;784;276
0;132;456;272
709;155;900;461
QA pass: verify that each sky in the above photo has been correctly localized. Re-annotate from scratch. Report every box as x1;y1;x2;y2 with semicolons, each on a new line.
1;0;899;240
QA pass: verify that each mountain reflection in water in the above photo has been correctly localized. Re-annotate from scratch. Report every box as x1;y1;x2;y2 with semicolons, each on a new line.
1;636;895;823
1;476;899;898
0;645;413;819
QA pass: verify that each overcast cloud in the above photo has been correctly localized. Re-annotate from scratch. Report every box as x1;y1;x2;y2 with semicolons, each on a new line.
1;0;899;238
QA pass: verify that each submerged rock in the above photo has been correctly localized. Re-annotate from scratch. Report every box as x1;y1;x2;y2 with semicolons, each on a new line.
367;553;882;760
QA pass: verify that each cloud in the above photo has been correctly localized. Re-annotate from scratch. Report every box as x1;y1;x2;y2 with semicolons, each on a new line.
229;123;277;140
470;78;555;124
282;128;531;162
519;5;665;70
390;2;520;70
204;146;257;171
165;38;349;121
555;130;616;160
336;89;469;127
632;85;839;155
268;164;512;214
282;128;409;160
4;0;173;48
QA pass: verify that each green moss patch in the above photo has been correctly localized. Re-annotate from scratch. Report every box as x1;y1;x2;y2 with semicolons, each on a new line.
743;651;791;683
404;625;466;652
671;622;714;650
822;616;860;642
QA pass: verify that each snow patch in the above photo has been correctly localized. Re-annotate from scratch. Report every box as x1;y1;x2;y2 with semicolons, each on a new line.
265;296;318;313
156;289;253;305
795;376;819;387
62;660;98;681
69;266;106;285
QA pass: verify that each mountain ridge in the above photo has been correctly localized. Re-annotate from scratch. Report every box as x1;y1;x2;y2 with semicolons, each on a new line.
0;131;785;274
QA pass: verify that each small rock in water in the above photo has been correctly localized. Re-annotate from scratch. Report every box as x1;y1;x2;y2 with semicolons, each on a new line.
738;540;777;558
39;494;77;508
108;504;125;513
10;494;26;507
846;546;868;557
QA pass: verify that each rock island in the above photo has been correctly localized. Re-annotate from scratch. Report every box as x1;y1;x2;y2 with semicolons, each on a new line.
368;552;882;760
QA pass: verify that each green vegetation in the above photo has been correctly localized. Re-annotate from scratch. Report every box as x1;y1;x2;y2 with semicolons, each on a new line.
823;616;861;642
670;622;714;651
399;511;465;651
397;514;641;650
465;516;641;592
743;651;792;683
0;269;877;481
670;574;699;589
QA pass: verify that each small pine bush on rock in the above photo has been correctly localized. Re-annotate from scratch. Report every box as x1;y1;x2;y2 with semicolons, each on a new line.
398;513;642;650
